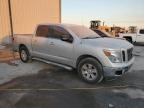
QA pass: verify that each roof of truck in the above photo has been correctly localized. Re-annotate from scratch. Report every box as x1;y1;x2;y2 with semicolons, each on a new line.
37;23;84;28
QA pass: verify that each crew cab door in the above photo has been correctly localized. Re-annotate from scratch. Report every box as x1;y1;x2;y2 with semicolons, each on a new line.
136;29;144;43
47;26;74;66
32;25;53;59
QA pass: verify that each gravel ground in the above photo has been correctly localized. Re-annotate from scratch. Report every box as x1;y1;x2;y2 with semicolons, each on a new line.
0;45;144;108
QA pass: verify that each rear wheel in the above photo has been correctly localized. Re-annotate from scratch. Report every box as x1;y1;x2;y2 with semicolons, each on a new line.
19;46;31;63
77;58;103;83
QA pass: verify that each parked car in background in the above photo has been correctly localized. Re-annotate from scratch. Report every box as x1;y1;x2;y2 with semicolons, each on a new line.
13;24;134;83
119;29;144;44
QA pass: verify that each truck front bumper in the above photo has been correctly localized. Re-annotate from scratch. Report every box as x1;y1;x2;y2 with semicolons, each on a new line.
103;57;135;77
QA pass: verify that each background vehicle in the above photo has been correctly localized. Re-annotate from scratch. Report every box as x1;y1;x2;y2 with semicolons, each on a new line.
90;20;126;37
90;20;111;33
119;29;144;44
13;24;134;83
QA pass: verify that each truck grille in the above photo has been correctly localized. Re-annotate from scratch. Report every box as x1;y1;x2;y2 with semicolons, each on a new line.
122;48;133;62
122;51;126;62
127;48;133;61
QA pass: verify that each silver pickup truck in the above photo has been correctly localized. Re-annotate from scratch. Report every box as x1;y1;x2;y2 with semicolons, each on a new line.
13;24;134;83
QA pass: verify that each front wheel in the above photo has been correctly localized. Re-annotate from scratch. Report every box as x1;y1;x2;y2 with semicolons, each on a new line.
77;58;104;83
19;46;31;63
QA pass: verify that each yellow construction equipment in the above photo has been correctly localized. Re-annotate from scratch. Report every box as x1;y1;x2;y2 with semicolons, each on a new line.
90;20;111;32
90;20;126;37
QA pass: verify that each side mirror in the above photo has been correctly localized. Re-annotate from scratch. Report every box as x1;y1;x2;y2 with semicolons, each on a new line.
61;35;73;43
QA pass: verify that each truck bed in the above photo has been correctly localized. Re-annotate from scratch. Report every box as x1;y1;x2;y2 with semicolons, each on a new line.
13;34;33;52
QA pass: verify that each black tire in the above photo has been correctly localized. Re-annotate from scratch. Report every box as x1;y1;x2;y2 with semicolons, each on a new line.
19;46;31;63
77;57;103;83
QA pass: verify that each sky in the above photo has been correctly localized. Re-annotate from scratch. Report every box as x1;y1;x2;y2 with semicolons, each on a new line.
62;0;144;28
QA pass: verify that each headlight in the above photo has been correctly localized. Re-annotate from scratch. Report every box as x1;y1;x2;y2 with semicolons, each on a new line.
103;49;122;63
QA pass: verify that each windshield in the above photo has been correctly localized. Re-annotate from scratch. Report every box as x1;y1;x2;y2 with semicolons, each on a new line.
68;25;100;38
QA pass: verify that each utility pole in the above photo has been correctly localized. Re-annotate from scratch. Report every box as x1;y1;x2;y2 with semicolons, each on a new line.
8;0;14;38
8;0;16;62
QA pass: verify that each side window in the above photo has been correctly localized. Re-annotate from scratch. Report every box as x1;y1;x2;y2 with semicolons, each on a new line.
52;26;71;39
36;25;52;37
139;29;144;34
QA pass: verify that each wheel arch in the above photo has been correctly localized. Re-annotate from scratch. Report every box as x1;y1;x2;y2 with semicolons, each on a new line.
19;44;29;51
76;55;103;68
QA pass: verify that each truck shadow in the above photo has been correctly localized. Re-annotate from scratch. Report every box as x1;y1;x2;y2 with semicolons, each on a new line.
0;64;131;90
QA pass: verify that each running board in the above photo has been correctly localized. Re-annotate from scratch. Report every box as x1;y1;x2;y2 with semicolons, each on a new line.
32;58;73;71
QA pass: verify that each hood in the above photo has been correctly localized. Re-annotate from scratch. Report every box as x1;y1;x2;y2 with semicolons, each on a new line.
82;37;133;49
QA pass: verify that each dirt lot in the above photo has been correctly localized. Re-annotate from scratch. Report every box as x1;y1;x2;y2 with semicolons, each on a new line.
0;45;144;108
